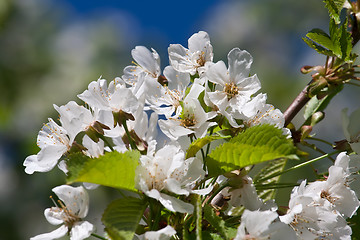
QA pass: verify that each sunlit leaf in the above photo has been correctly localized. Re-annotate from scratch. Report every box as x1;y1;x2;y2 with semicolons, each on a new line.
66;150;140;191
207;125;296;176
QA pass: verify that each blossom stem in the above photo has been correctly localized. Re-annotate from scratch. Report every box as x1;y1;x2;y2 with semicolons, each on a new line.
306;136;334;147
99;135;114;151
257;150;341;183
122;119;138;151
91;233;107;240
204;179;229;206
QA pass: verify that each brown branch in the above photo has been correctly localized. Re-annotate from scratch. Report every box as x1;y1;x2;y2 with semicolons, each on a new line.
283;84;311;127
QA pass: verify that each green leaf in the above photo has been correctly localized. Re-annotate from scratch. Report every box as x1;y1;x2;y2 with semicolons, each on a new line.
303;84;343;123
207;125;296;177
186;135;223;159
66;150;140;191
324;0;346;24
307;28;339;54
340;18;353;62
203;205;229;239
303;37;335;56
254;159;288;200
102;197;146;240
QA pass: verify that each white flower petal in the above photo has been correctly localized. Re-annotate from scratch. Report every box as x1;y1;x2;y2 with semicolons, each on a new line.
30;225;68;240
52;185;89;218
142;225;176;240
228;48;253;81
158;192;194;213
70;221;95;240
44;208;64;225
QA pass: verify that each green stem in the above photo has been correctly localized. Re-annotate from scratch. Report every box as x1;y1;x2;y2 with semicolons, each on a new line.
257;150;340;183
91;233;107;240
195;195;202;240
122;119;138;151
99;135;114;151
255;182;300;190
205;180;229;205
306;136;334;147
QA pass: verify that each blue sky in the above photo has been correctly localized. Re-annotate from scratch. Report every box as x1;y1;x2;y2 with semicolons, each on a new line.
62;0;221;46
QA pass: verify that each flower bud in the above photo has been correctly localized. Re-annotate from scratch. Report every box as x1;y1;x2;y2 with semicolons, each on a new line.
310;111;325;126
300;125;312;142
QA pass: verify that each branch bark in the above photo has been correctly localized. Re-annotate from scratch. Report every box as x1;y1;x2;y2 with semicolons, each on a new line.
283;84;311;127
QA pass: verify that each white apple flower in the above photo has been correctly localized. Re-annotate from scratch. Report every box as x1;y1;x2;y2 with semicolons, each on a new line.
136;225;176;240
304;165;360;218
221;175;264;211
54;101;113;143
77;77;139;126
342;108;360;154
168;31;213;75
334;152;360;198
135;141;209;213
158;84;216;140
235;209;296;240
280;180;352;240
147;66;190;118
24;118;71;174
123;46;161;86
240;93;291;136
31;185;94;240
206;48;261;126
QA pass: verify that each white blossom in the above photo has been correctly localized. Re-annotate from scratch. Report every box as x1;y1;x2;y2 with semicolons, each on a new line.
146;66;190;118
135;142;209;213
31;185;94;240
235;209;296;240
206;48;261;126
123;46;161;85
77;77;139;119
280;180;352;240
168;31;213;75
24;118;71;174
158;84;216;140
136;225;176;240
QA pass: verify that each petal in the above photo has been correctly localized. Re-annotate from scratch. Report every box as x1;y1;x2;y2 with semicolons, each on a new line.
168;44;195;74
24;145;67;174
70;221;95;240
44;208;64;225
143;225;176;240
52;185;89;218
165;178;190;196
206;61;228;85
158;119;194;141
163;65;190;92
109;88;139;114
30;225;68;240
132;46;160;77
240;210;278;237
228;48;253;81
158;192;194;213
188;31;211;53
77;78;110;111
235;74;261;98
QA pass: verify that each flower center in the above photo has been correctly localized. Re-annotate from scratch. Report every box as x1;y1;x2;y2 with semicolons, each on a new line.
50;196;81;228
224;82;239;100
180;115;197;127
196;51;206;67
320;190;338;204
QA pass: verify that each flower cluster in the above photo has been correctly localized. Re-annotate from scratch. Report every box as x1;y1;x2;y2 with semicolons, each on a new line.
24;30;360;240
